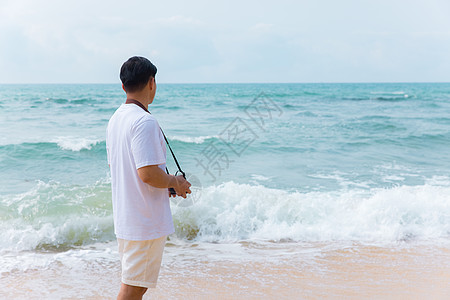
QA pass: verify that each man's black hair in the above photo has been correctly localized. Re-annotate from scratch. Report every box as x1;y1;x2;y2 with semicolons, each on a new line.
120;56;157;93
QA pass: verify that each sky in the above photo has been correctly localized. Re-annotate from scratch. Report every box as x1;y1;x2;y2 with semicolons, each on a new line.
0;0;449;83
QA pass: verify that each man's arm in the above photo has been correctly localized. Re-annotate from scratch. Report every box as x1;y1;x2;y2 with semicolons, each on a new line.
137;165;191;198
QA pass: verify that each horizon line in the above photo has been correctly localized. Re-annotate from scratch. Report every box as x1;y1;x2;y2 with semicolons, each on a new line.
1;81;450;85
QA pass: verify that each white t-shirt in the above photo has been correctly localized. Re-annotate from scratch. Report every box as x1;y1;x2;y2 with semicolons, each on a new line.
106;103;174;241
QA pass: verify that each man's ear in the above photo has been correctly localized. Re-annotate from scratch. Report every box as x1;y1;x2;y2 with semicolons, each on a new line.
149;77;155;90
122;84;126;92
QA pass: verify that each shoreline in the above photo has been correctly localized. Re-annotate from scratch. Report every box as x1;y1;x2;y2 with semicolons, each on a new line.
2;241;449;299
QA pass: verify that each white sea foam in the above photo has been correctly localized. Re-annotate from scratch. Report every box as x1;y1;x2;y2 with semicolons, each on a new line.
52;136;102;151
2;178;450;254
0;216;114;252
251;174;271;181
0;241;117;277
172;181;450;243
170;135;218;144
250;174;271;185
0;179;114;252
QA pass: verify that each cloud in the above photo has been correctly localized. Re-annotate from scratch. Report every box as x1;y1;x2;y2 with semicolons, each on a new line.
0;0;450;83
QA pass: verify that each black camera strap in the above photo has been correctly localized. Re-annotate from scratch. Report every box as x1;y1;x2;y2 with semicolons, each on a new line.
125;99;185;177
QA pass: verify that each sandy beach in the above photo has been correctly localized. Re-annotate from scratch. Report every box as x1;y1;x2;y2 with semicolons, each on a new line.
2;241;449;299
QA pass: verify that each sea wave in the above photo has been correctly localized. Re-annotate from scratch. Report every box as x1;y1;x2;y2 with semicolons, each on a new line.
170;135;218;144
2;178;450;251
0;179;113;252
369;91;412;100
45;97;91;105
172;181;450;243
0;139;105;153
341;91;413;101
372;95;410;101
370;91;406;95
52;137;102;151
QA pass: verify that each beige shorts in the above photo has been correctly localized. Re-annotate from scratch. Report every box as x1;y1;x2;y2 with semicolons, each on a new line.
117;235;167;288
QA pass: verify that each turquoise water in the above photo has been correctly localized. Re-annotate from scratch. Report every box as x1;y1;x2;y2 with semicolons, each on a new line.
1;83;450;256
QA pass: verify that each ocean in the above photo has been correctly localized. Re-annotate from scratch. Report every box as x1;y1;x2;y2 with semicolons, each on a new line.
1;83;450;299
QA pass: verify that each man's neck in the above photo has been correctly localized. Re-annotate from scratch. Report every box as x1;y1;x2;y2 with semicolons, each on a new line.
126;98;150;113
125;95;150;110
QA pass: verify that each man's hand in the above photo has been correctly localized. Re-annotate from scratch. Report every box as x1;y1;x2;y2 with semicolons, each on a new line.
171;175;191;198
137;165;191;198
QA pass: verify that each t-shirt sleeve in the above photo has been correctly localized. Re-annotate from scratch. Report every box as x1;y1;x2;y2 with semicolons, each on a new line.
131;118;166;169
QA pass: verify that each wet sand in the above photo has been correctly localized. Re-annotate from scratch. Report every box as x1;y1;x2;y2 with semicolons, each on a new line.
156;242;450;299
2;242;449;299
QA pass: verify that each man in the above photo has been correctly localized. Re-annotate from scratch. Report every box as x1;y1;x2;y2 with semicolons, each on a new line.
106;56;191;300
